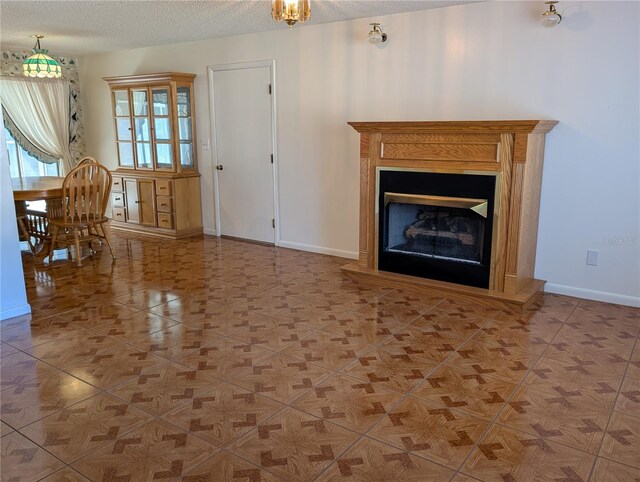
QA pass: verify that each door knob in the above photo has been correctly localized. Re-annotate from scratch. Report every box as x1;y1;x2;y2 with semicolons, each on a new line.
216;165;224;171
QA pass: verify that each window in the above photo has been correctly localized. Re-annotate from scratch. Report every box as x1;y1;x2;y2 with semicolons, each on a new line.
4;127;60;180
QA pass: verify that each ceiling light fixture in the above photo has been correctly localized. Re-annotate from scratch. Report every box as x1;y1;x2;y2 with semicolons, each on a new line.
368;23;388;45
22;35;62;78
542;1;562;27
272;0;311;29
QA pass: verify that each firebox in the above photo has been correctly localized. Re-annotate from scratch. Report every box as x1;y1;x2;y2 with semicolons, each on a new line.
378;170;497;289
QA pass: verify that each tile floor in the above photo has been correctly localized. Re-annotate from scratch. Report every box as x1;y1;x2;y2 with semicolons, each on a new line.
1;233;639;481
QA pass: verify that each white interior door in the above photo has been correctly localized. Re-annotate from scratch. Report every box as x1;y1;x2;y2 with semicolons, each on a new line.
212;66;275;243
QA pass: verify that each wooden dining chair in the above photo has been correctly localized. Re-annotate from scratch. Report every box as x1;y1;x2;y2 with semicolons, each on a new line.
47;161;116;266
77;156;98;165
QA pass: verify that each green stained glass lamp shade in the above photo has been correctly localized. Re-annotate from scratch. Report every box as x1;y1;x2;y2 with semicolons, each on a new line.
23;50;62;78
22;37;62;79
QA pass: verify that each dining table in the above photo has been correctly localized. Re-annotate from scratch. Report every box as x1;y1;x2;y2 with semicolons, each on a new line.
12;176;64;264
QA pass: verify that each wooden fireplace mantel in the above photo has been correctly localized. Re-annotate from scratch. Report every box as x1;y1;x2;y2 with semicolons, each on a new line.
342;120;558;309
347;120;558;134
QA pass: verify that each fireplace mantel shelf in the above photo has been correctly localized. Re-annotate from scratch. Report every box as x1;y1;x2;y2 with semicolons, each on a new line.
343;119;558;310
348;120;558;134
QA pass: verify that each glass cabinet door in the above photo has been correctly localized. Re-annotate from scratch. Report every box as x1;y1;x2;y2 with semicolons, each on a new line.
151;87;173;170
176;86;195;169
110;77;197;174
113;90;134;168
132;89;153;169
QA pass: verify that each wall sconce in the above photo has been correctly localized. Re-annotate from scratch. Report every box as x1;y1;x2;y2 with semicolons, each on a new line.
368;23;388;44
542;1;562;27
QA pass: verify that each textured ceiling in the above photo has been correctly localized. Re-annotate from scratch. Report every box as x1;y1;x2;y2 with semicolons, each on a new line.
1;0;478;56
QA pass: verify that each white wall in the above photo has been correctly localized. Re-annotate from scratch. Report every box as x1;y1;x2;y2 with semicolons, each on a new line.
79;1;640;306
0;129;30;320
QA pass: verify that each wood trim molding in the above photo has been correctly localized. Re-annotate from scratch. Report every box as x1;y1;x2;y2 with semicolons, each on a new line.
103;72;196;85
489;133;514;292
112;169;201;180
348;120;558;135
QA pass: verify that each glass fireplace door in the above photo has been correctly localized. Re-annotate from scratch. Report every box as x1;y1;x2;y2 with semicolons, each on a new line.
383;193;488;265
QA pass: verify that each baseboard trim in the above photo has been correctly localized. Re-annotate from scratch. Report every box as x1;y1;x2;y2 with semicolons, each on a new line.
545;283;640;308
277;240;358;260
0;303;31;321
203;228;217;236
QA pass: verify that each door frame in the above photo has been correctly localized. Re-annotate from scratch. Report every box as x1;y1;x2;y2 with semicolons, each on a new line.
207;60;280;244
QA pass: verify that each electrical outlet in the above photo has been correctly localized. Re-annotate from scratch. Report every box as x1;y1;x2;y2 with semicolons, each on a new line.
586;250;599;266
201;139;210;150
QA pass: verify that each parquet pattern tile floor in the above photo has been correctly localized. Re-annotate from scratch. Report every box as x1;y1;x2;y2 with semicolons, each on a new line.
1;233;638;481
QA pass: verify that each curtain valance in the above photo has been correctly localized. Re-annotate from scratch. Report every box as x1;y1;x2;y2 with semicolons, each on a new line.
0;78;73;173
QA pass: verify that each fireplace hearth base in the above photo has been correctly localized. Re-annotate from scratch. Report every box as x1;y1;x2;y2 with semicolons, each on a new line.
344;120;558;310
342;263;545;310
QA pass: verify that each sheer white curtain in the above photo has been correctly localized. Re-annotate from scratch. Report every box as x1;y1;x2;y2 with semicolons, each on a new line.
0;78;73;174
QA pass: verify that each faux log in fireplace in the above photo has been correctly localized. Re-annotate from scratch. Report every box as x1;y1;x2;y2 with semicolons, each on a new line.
342;120;558;308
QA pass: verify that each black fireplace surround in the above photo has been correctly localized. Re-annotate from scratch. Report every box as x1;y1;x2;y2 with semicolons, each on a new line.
378;170;496;289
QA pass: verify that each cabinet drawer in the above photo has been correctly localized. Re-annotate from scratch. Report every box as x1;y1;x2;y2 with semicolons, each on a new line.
111;192;125;207
157;212;174;229
156;196;173;213
112;176;124;192
112;207;126;222
156;179;173;196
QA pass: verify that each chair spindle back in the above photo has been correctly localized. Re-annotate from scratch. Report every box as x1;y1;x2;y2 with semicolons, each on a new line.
62;162;112;223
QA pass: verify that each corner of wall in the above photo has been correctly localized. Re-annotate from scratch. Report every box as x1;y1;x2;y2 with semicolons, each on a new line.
0;129;30;321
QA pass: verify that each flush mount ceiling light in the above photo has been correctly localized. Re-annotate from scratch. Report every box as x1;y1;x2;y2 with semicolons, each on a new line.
22;35;62;78
368;23;388;44
272;0;311;28
542;1;562;27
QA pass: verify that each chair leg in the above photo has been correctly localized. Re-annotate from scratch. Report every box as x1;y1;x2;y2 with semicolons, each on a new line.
17;217;35;252
48;225;59;263
99;223;116;261
73;228;82;267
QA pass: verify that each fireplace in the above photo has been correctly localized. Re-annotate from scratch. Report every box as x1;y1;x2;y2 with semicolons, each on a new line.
343;120;558;307
378;170;496;288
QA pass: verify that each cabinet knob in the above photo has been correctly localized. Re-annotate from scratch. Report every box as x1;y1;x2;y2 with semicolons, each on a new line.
216;165;224;171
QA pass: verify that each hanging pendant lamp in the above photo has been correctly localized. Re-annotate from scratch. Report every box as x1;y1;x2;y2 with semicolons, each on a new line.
22;35;62;79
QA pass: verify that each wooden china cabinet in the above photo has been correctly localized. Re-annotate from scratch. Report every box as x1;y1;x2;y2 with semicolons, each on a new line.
103;72;202;239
